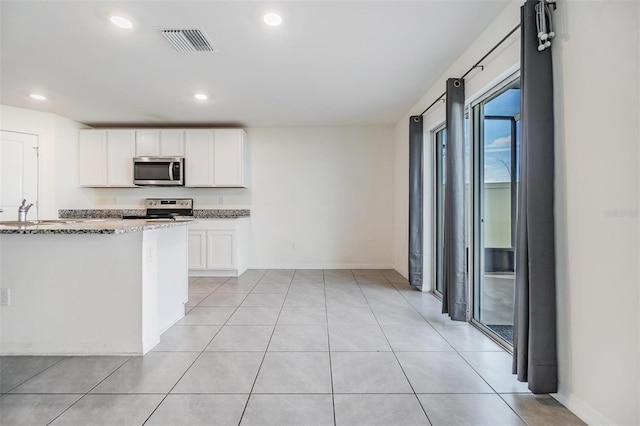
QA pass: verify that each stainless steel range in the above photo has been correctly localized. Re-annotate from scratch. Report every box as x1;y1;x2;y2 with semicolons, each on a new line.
123;198;193;219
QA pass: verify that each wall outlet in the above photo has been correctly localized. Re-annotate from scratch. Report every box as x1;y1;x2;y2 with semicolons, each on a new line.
0;288;10;306
219;196;224;205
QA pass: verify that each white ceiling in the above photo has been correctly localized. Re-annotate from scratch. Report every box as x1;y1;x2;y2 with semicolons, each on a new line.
0;1;510;127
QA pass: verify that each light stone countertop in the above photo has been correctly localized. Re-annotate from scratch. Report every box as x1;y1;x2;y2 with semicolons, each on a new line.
58;209;250;219
0;218;193;235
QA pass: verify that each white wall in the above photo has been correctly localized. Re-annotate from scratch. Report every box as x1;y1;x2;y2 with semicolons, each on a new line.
0;111;396;269
0;105;92;218
86;127;395;269
394;2;521;281
247;127;395;269
394;1;640;424
552;1;639;424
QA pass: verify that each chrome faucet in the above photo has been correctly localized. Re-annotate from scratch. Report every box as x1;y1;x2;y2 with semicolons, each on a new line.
18;199;33;222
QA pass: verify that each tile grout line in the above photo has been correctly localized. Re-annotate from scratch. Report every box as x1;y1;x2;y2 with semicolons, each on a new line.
3;356;67;395
323;269;337;426
4;270;536;426
355;270;434;425
393;278;530;425
46;356;134;425
236;269;294;426
140;274;262;426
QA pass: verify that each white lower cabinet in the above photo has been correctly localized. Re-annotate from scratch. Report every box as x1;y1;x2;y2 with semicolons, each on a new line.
187;230;207;270
207;231;235;269
188;219;248;277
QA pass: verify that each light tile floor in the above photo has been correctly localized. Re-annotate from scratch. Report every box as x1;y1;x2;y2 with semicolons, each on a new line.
0;269;586;426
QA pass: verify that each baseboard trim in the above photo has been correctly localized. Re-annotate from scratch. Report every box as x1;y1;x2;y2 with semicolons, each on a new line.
189;270;240;277
394;265;409;279
552;391;616;426
248;263;396;270
0;342;143;356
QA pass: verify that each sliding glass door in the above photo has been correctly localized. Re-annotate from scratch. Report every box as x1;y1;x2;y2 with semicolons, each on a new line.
433;76;519;347
471;80;521;345
433;115;469;299
434;128;446;296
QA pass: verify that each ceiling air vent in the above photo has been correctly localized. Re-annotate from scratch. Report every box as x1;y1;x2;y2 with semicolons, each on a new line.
159;28;216;53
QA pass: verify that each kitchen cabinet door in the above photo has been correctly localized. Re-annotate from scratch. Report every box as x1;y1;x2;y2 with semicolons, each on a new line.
187;219;248;277
79;130;108;186
135;130;160;156
160;130;184;156
107;130;136;187
185;130;215;187
213;130;245;187
207;231;235;270
188;231;207;270
136;130;184;157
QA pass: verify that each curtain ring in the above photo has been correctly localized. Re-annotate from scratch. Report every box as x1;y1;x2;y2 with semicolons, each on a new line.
453;79;462;88
413;116;421;123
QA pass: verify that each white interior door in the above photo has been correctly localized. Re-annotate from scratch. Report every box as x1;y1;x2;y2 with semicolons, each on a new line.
0;131;39;220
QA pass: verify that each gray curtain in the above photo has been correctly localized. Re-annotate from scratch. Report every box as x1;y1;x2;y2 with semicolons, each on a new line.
512;0;558;394
442;78;467;321
408;116;423;287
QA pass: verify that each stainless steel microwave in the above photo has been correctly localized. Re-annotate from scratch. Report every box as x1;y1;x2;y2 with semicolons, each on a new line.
133;157;184;186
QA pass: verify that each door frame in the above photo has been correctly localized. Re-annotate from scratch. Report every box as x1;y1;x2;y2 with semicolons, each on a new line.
468;71;521;350
0;130;40;220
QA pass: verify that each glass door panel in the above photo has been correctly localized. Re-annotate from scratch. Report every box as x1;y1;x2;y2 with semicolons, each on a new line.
434;128;446;296
435;113;469;298
472;83;520;345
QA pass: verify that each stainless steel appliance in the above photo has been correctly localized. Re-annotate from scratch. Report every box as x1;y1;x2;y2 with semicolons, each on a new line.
133;157;184;186
123;198;193;220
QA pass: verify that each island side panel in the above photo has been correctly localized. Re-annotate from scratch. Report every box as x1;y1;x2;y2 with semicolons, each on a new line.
0;232;146;355
146;226;188;334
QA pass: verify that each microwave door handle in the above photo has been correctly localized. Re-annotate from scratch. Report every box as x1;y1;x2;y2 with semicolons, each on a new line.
169;162;174;180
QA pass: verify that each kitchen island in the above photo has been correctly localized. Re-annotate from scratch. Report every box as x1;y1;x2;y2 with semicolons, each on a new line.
0;219;191;355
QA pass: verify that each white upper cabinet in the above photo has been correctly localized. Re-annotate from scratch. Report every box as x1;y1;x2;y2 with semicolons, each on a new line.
184;130;215;187
184;129;246;188
135;130;185;157
79;129;136;187
135;130;159;156
107;130;136;186
78;130;108;186
214;130;246;187
80;128;246;188
159;130;184;156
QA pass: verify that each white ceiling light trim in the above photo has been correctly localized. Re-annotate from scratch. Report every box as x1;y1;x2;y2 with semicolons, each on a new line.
110;16;133;29
194;93;208;101
29;93;47;101
263;12;282;26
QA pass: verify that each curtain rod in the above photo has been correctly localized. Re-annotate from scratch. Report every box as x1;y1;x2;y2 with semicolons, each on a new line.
419;24;521;117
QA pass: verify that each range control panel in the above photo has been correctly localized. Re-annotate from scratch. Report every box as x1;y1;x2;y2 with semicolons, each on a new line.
145;198;193;209
144;198;193;217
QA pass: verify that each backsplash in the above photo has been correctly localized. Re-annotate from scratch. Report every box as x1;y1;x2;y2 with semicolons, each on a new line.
92;187;252;209
59;209;251;219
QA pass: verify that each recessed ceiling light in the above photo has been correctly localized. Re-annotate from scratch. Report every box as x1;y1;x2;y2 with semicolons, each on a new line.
263;12;282;26
110;15;133;29
29;94;47;101
194;93;208;101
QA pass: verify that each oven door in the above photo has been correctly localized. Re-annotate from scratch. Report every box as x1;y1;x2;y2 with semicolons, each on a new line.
133;157;184;186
